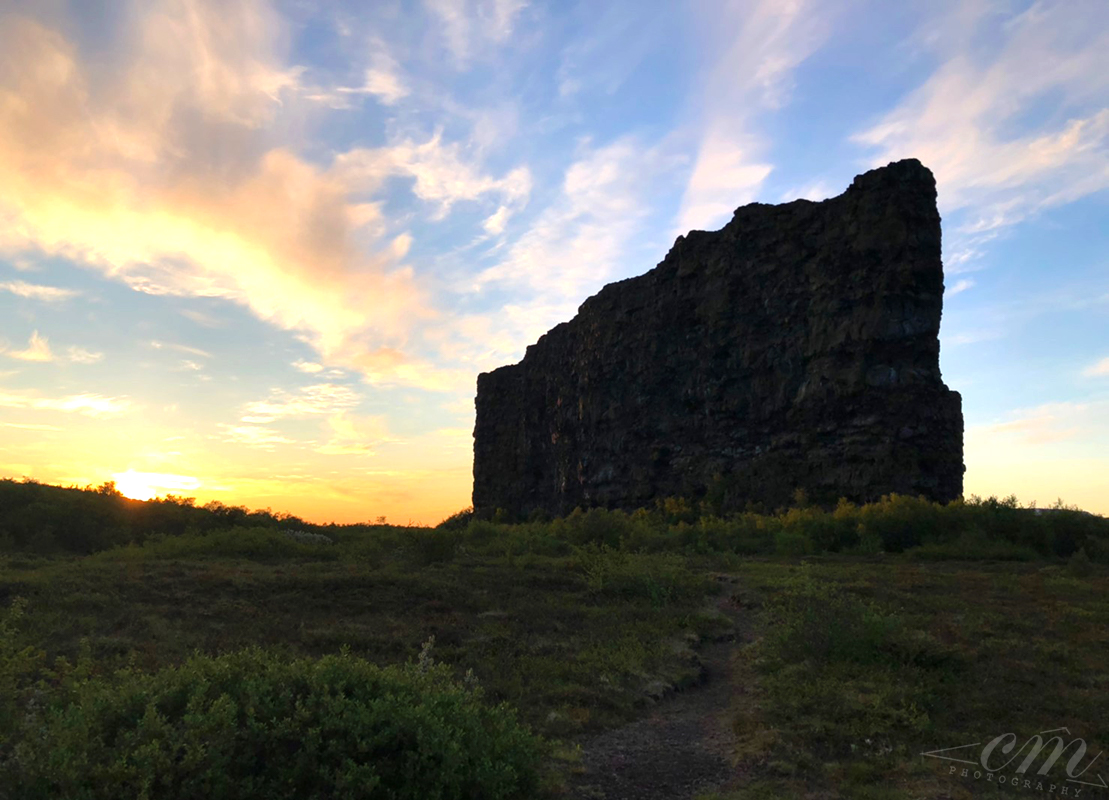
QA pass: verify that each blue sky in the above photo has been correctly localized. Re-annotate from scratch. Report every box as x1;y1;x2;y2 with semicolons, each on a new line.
0;0;1106;522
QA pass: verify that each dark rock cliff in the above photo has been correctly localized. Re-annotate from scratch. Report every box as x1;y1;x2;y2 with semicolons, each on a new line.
473;159;964;517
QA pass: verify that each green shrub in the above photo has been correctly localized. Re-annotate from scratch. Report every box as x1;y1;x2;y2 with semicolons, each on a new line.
724;513;778;554
437;507;474;531
773;528;813;557
617;510;670;553
753;567;950;762
3;647;542;800
109;527;340;562
573;545;707;606
907;528;1039;561
856;495;942;553
0;598;47;748
553;508;629;548
404;528;459;566
461;518;503;550
779;506;856;552
763;567;903;666
1067;547;1094;577
1083;535;1109;564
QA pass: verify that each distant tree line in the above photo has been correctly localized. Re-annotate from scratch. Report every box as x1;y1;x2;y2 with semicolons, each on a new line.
0;479;315;555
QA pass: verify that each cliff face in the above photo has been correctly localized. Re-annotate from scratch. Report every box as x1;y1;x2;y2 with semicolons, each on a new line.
473;159;964;517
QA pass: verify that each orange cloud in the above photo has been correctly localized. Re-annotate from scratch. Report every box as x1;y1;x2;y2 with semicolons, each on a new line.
0;4;438;387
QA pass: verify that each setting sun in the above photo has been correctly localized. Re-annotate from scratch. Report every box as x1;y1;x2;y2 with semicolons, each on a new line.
111;470;201;502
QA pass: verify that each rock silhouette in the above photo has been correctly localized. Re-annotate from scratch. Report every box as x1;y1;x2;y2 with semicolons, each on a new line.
474;159;964;518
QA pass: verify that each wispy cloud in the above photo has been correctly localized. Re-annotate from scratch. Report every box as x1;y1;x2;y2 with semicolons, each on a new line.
779;181;836;203
315;413;394;455
462;136;677;366
555;2;670;99
1;422;62;431
0;389;129;418
947;278;975;297
179;309;223;328
305;47;410;108
944;328;1004;347
853;0;1109;234
973;400;1109;446
360;55;409;105
1084;357;1109;377
67;346;103;364
150;341;212;359
335;132;531;219
3;332;106;364
423;0;527;66
5;331;53;362
0;280;78;302
241;383;362;423
676;0;831;232
219;424;296;449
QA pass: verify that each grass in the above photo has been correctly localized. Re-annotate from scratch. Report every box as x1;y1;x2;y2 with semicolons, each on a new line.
0;536;721;749
2;481;1108;797
710;557;1109;798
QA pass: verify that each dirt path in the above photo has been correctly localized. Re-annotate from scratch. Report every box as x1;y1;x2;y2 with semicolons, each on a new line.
567;575;752;800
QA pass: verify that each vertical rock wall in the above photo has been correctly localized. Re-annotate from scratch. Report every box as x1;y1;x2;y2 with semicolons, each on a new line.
473;159;964;517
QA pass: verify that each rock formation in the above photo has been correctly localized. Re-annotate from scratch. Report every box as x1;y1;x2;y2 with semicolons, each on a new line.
473;159;964;518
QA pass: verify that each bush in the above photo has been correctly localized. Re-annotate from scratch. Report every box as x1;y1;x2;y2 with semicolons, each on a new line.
109;527;340;562
2;647;542;800
1068;547;1094;577
773;528;813;557
573;545;707;606
907;528;1039;561
856;495;943;553
553;508;629;548
282;529;334;546
763;567;903;666
437;507;474;531
752;567;950;761
404;528;459;565
0;598;47;749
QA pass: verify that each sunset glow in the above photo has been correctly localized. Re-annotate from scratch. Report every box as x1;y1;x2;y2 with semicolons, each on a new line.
111;470;202;502
1;0;1107;522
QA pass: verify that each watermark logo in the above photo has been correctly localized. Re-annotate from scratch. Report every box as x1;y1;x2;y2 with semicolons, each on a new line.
923;728;1105;795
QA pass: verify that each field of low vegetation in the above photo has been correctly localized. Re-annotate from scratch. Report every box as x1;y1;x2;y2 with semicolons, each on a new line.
1;477;1107;798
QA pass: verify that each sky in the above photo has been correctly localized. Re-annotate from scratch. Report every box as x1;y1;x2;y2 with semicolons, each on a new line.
0;0;1106;524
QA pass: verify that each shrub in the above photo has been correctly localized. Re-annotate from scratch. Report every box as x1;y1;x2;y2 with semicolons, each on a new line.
752;567;950;762
1068;547;1094;577
906;528;1039;561
404;528;459;566
725;513;778;554
437;507;474;531
773;528;813;557
462;518;502;548
110;527;339;562
0;598;46;749
763;567;903;666
779;506;856;552
573;545;707;606
553;508;629;548
856;495;942;553
282;529;335;546
3;647;542;800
